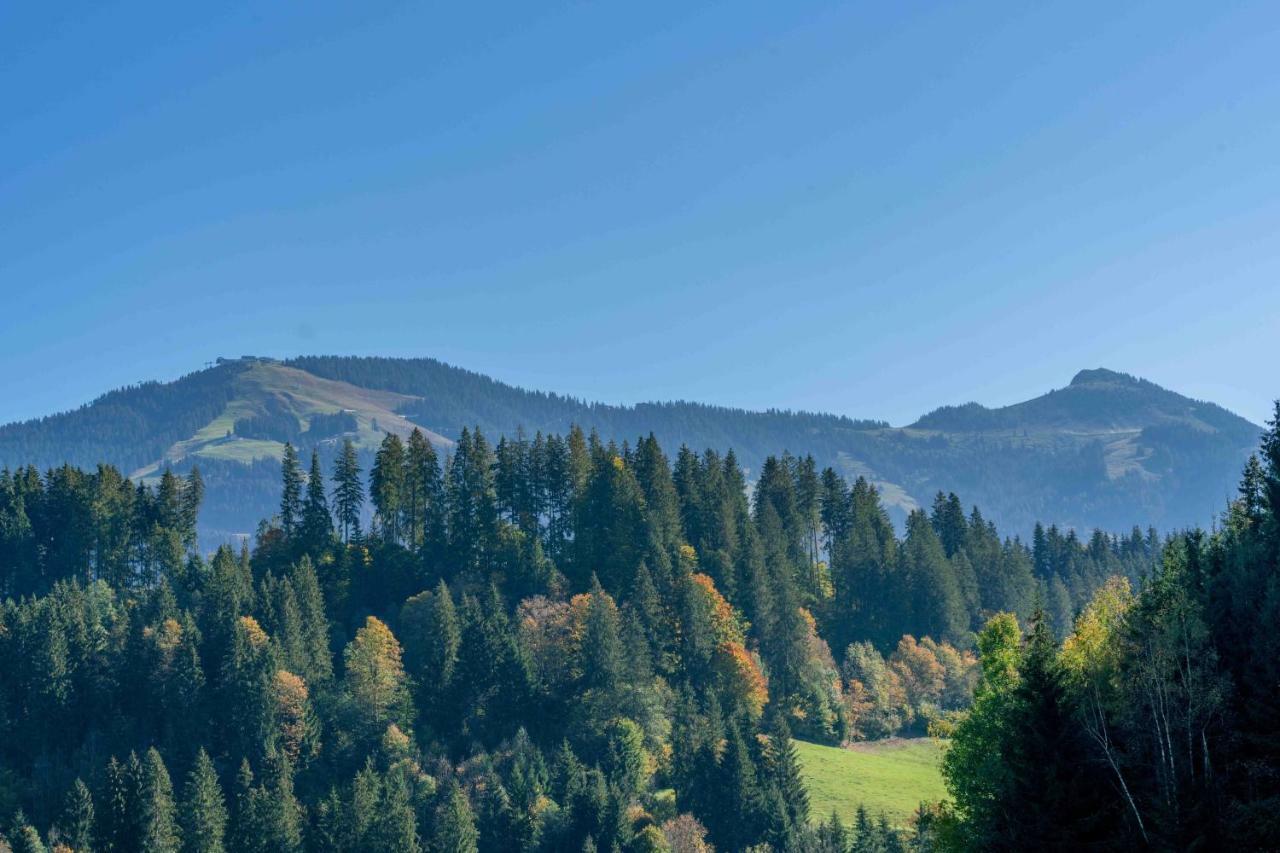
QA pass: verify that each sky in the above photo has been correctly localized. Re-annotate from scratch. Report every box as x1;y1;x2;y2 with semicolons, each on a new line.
2;1;1278;428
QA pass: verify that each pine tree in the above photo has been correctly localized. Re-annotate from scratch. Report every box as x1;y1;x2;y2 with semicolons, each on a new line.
279;443;303;540
182;748;227;853
332;438;364;543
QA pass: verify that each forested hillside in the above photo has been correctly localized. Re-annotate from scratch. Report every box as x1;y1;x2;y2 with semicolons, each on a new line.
0;357;1260;545
933;403;1280;850
0;416;1188;851
4;405;1278;850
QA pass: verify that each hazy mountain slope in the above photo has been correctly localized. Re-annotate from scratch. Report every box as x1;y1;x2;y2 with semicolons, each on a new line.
0;360;246;473
129;360;451;479
0;356;1262;544
914;368;1254;437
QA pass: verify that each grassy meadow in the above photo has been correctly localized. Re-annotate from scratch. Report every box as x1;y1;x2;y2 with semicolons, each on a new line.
796;737;947;826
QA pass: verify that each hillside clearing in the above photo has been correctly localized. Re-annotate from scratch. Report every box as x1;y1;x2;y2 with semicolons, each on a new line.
796;737;946;826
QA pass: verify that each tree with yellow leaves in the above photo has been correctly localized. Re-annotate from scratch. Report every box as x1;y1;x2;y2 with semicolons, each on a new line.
343;616;413;739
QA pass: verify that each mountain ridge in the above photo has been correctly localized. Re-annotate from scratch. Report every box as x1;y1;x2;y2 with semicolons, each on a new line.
0;355;1262;543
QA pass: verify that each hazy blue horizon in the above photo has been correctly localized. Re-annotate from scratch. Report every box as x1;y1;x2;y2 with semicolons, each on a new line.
3;1;1278;427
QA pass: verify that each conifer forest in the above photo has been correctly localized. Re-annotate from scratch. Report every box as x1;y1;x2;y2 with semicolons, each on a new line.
2;409;1278;851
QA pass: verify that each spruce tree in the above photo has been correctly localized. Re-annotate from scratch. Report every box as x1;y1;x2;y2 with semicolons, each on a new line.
900;510;968;644
765;712;810;830
432;782;479;853
58;778;95;852
139;747;181;853
816;810;848;853
997;612;1108;849
573;447;648;593
371;432;406;544
288;556;332;683
300;451;333;554
258;756;304;853
332;438;364;543
404;427;445;555
279;443;302;540
581;576;626;699
378;769;423;853
6;811;46;853
181;748;228;853
446;427;499;573
851;805;878;853
99;755;135;853
400;579;459;723
710;720;764;851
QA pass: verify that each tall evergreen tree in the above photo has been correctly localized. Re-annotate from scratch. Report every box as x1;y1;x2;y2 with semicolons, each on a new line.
764;712;810;831
139;747;182;853
404;428;445;555
371;432;407;544
181;748;228;853
58;778;95;853
996;613;1111;850
331;438;364;543
279;443;302;540
300;451;333;554
432;782;479;853
446;428;499;574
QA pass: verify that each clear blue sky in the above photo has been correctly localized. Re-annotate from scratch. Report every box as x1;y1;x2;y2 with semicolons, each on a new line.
3;1;1278;427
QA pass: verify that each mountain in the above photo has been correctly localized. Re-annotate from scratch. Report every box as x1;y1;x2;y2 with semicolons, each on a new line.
0;357;1262;544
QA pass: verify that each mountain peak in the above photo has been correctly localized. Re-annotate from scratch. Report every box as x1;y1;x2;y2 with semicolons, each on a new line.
1068;367;1140;387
